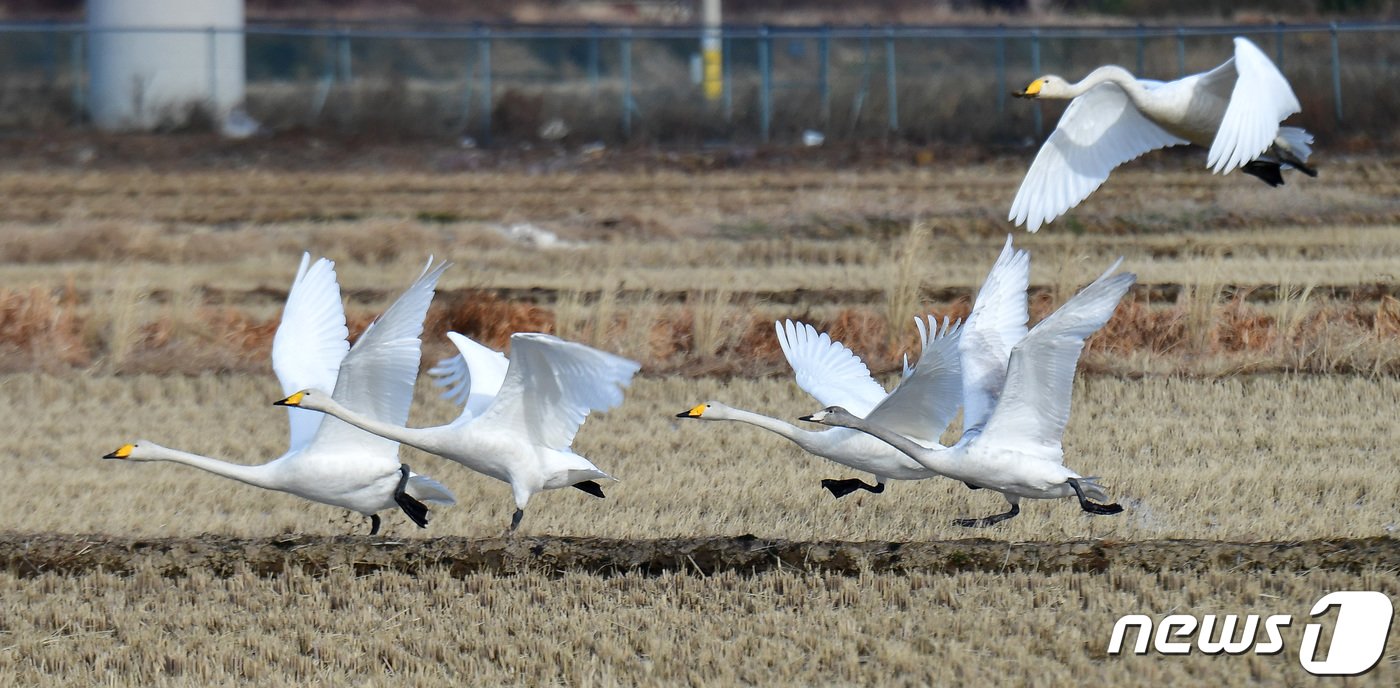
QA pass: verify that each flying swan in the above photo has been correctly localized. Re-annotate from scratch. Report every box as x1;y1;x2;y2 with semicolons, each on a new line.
1009;36;1315;232
801;258;1135;526
278;332;641;532
105;254;456;535
677;236;1031;498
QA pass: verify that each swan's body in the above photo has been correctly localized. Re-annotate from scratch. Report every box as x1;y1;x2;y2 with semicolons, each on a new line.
105;255;455;534
281;332;640;532
679;236;1031;498
1010;36;1315;232
802;258;1135;526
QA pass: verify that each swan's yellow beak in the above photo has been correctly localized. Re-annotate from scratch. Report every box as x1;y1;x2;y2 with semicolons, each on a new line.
103;444;134;460
1015;79;1044;98
676;403;706;419
274;391;305;407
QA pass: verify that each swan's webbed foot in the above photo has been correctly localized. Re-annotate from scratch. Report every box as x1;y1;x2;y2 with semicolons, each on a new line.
820;478;885;499
369;513;382;535
964;481;982;490
572;480;606;498
393;464;430;529
953;503;1020;528
1242;160;1285;187
510;508;525;532
1068;478;1124;516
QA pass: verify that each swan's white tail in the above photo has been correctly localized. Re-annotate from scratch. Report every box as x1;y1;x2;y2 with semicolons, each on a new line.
1276;127;1313;163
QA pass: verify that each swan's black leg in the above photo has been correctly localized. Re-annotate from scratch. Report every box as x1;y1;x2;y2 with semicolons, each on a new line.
393;464;430;529
369;513;382;535
963;481;982;490
572;481;606;498
821;478;885;499
1068;478;1124;515
510;508;525;532
953;503;1020;528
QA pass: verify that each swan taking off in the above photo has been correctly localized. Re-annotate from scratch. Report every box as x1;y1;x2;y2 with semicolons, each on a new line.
1010;36;1316;232
105;254;457;535
801;257;1135;526
677;235;1031;498
278;332;640;533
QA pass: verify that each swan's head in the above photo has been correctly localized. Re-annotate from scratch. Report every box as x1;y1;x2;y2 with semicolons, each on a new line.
102;440;164;462
797;406;857;427
274;389;332;412
676;401;727;420
1015;75;1068;99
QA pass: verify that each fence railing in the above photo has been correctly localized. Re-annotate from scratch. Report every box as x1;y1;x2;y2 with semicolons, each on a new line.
0;21;1395;145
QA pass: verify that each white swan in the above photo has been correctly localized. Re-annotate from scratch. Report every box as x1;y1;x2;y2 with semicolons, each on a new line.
278;333;641;532
678;236;1030;498
1010;36;1316;233
105;254;456;535
801;258;1135;526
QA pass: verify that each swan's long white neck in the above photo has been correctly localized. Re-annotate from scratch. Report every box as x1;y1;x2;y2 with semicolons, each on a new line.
713;406;823;450
310;397;445;454
143;445;284;491
832;414;959;474
1069;66;1147;104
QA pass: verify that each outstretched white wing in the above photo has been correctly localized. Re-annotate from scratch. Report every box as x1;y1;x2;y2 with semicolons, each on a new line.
474;333;641;451
271;253;350;454
1009;82;1188;232
774;319;888;417
863;316;963;446
977;260;1135;459
427;331;511;422
959;236;1030;432
1206;37;1302;175
311;258;450;457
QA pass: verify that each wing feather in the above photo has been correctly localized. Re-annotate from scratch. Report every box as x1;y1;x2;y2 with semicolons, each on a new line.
310;259;449;456
864;316;963;446
774;319;888;417
427;331;511;422
271;253;350;453
977;261;1135;459
1009;82;1188;232
1207;37;1302;174
474;333;640;451
959;236;1030;432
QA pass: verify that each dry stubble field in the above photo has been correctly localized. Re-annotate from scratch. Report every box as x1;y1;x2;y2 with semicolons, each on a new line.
2;142;1400;684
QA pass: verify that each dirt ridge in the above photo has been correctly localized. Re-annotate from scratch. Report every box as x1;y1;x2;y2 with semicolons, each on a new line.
3;534;1396;578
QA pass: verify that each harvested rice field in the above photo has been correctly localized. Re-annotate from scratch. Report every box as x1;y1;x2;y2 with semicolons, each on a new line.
2;139;1398;684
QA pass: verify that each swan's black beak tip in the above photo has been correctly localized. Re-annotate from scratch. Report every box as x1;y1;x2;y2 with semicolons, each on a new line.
798;414;816;422
675;411;690;418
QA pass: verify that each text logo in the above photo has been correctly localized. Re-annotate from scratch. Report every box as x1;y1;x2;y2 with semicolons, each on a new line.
1108;591;1393;676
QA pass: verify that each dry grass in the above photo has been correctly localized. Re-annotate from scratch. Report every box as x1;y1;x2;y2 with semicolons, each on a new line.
6;372;1399;542
2;563;1397;686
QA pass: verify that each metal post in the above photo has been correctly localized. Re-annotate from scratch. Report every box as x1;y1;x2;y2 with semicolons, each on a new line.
759;25;772;143
338;30;352;83
621;30;633;139
479;27;492;144
884;26;898;133
995;28;1006;115
1031;29;1041;138
1136;24;1145;75
1176;27;1185;78
1274;21;1285;69
1330;22;1342;122
588;25;600;101
819;25;831;128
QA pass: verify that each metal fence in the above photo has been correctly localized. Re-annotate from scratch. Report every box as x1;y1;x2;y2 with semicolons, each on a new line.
0;21;1396;145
